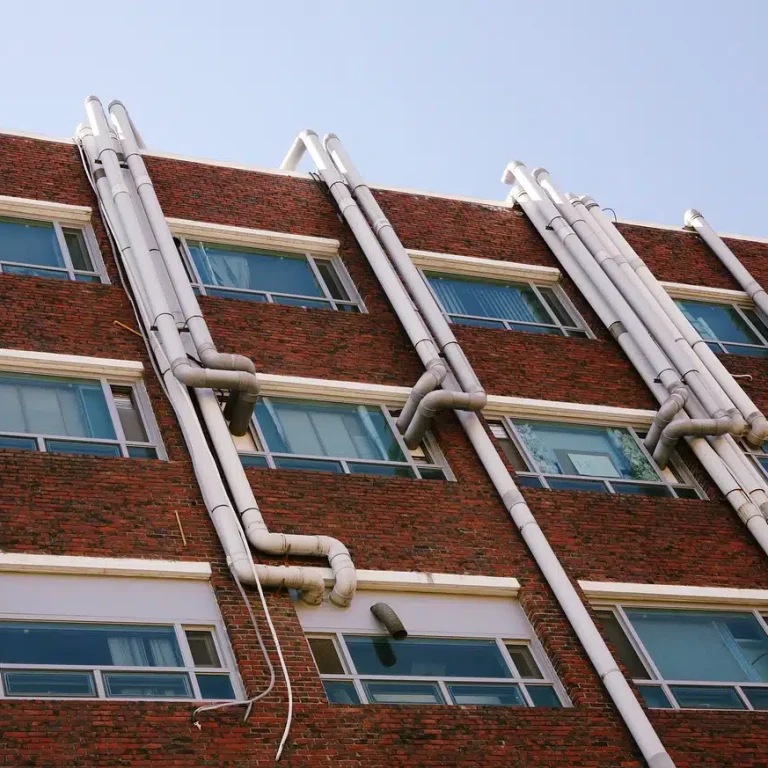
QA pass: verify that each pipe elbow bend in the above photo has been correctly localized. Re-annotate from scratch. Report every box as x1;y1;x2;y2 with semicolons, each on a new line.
746;414;768;448
531;167;550;182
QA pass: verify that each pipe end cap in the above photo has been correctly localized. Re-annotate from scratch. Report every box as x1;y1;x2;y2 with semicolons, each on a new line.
107;99;126;111
501;161;525;185
684;208;703;227
531;166;549;182
580;194;599;208
84;95;103;106
298;128;318;140
323;133;339;147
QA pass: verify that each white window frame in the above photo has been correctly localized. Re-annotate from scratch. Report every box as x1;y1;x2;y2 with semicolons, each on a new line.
0;371;166;460
491;418;703;499
235;397;453;481
419;268;592;338
0;214;106;284
673;296;768;357
0;618;236;702
176;236;364;312
596;603;768;712
308;631;565;707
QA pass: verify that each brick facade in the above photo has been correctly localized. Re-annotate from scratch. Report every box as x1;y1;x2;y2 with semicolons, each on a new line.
1;133;767;766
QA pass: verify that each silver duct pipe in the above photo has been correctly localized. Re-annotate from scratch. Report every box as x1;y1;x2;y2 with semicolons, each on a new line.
582;198;768;448
78;99;345;605
532;168;736;434
107;102;356;605
570;194;768;508
506;167;768;558
287;130;676;768
685;208;768;319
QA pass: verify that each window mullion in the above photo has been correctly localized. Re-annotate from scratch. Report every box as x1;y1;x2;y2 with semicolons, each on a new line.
530;283;561;328
382;406;417;471
101;379;129;456
736;304;768;346
53;222;75;280
93;669;106;699
436;679;452;705
614;606;662;680
306;254;335;304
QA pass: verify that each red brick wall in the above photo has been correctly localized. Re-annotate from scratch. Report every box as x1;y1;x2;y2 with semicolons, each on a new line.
1;134;768;766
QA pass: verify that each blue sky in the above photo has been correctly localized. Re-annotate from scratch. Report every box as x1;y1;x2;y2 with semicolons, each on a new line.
2;1;767;235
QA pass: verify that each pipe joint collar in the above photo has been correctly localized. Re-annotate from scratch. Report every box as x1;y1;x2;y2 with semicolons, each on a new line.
684;208;703;227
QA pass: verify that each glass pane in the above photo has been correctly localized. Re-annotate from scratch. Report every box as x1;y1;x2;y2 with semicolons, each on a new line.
743;308;768;339
538;287;578;327
427;273;550;325
0;622;182;667
104;672;192;698
507;322;561;335
363;680;444;705
344;636;512;678
525;685;563;707
239;454;270;468
185;630;220;667
127;446;158;459
564;328;589;339
504;645;541;678
63;228;94;272
611;482;673;498
743;687;768;710
676;300;763;345
0;373;115;440
272;296;332;310
323;680;360;704
308;637;345;675
206;288;268;302
273;456;344;473
547;477;609;493
637;685;673;708
3;670;95;697
188;242;323;297
673;486;700;500
110;386;148;442
518;475;545;488
669;685;745;709
196;674;236;700
256;399;405;462
451;316;506;329
448;682;526;706
3;264;69;279
74;273;102;284
0;435;38;451
0;217;65;268
347;462;415;478
46;440;121;457
513;421;659;481
594;612;650;679
315;260;351;301
417;466;447;481
497;437;531;472
624;609;768;683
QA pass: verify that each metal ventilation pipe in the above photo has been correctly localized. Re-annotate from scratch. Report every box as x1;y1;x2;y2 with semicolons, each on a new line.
582;198;768;448
77;117;326;605
505;166;768;559
370;603;408;639
287;130;676;768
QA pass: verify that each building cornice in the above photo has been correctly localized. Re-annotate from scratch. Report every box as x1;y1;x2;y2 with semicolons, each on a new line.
0;349;144;379
408;249;561;283
0;194;91;224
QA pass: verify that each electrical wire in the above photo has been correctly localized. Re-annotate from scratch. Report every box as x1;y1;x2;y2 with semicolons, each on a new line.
76;132;294;761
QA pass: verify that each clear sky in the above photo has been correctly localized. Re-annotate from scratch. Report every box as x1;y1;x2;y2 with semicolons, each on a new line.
2;1;767;236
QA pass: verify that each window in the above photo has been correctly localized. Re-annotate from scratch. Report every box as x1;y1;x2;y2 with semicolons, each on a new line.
676;299;768;358
176;237;361;312
0;622;234;701
0;216;103;283
0;372;162;459
0;573;240;702
234;397;451;480
596;606;768;711
308;634;563;707
423;271;588;337
491;419;701;499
